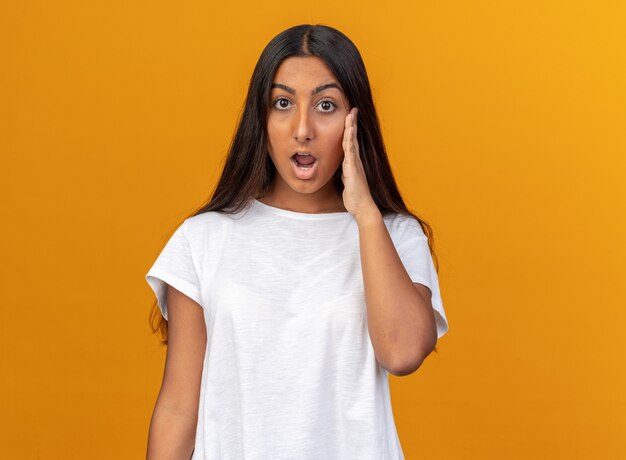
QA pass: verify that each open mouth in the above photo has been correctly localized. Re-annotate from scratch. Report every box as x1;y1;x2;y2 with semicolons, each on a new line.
292;152;317;168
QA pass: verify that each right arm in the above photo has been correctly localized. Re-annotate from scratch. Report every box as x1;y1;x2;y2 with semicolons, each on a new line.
147;285;207;459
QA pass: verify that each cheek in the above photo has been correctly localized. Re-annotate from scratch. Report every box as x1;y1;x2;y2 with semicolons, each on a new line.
319;119;345;147
266;119;286;152
267;115;291;134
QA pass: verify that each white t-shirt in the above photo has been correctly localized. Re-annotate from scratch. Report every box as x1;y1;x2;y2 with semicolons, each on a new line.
145;198;449;460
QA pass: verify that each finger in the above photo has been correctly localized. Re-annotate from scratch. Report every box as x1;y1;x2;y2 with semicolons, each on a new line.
344;115;354;167
343;112;352;151
349;126;357;165
350;112;361;164
343;110;353;152
353;113;358;158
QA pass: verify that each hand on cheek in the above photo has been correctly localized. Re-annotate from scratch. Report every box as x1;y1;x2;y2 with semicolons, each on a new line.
341;107;379;222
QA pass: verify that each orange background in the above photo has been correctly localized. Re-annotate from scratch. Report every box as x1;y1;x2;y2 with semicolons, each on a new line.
2;1;625;458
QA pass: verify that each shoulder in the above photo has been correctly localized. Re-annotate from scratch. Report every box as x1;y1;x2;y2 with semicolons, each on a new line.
183;211;231;232
383;212;425;238
179;211;234;251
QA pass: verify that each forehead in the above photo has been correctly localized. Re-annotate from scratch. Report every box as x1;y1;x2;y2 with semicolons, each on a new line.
272;56;338;88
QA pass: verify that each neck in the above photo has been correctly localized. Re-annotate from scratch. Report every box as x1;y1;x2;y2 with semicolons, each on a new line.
258;178;346;214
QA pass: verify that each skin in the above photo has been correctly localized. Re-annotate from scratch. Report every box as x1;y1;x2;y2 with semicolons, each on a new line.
147;55;439;457
261;56;438;374
261;56;353;214
147;286;205;458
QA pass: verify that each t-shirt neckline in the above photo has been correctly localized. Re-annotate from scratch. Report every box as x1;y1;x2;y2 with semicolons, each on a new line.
252;198;353;220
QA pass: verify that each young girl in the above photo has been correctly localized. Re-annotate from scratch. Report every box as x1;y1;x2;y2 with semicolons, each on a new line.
145;23;449;460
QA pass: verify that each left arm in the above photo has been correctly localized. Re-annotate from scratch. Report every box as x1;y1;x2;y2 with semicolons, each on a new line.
340;107;437;376
356;209;438;376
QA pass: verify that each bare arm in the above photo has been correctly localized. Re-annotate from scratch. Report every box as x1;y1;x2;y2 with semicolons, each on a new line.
147;285;207;459
340;108;437;377
357;210;438;377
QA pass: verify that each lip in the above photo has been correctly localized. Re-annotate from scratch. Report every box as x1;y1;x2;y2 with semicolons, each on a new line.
290;155;318;180
292;151;317;160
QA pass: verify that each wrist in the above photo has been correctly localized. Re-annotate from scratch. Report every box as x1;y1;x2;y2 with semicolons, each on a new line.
355;205;383;227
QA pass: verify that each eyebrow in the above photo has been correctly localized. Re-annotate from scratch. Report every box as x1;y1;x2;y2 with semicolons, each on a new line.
271;82;343;95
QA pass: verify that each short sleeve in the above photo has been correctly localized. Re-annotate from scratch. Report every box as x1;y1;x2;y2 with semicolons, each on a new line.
145;220;203;321
393;217;449;340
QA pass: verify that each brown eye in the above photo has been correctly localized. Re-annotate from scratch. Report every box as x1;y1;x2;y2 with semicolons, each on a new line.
273;97;292;110
317;100;337;113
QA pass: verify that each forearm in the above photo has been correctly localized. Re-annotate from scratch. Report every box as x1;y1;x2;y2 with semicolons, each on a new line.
356;209;437;376
147;401;197;459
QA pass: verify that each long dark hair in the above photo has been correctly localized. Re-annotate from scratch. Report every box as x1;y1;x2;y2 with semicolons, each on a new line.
150;23;441;352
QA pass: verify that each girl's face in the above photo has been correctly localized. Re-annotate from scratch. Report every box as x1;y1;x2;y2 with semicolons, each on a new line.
266;56;351;201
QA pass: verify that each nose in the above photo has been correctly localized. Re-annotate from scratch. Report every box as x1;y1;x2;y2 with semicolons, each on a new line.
293;106;313;142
